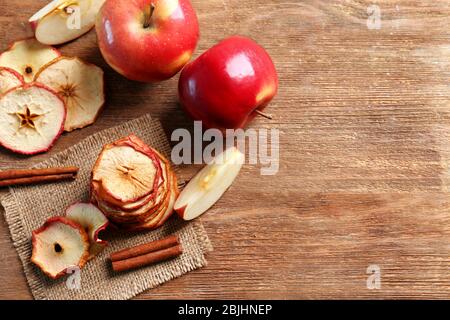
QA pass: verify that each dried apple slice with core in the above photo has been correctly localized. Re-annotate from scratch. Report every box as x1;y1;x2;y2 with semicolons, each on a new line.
93;145;158;203
175;147;245;221
94;142;166;210
34;56;104;132
91;156;170;223
0;39;60;82
31;217;89;279
29;0;106;45
66;202;109;259
100;155;169;212
0;84;66;155
114;171;177;230
0;67;24;95
91;135;178;230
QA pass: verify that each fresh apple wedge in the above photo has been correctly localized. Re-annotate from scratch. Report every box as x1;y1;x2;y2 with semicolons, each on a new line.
0;84;66;155
0;39;60;82
66;202;109;259
34;56;105;132
175;147;245;221
31;217;90;279
30;0;106;45
0;67;24;95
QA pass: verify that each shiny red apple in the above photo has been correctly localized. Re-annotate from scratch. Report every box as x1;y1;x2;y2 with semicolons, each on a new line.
95;0;199;82
178;36;278;130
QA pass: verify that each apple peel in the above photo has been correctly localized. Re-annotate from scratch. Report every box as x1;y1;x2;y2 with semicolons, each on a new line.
31;216;90;279
34;56;105;132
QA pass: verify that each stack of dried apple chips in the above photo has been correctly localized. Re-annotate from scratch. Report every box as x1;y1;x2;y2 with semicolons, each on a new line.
91;135;178;230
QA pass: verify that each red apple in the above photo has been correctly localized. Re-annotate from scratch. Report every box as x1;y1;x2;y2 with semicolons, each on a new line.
178;36;278;130
95;0;199;82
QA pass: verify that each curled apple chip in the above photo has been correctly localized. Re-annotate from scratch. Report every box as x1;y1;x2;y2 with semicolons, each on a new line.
29;0;106;45
0;38;60;82
66;202;109;259
175;147;244;221
31;217;90;279
0;67;23;96
0;84;66;155
34;56;105;132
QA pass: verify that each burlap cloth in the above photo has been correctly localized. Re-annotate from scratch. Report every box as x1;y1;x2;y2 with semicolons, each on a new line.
0;114;212;300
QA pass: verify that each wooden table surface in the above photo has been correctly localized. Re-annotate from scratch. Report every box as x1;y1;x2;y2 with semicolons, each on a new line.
1;0;449;299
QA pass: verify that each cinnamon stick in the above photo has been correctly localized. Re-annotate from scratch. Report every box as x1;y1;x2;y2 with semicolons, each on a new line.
0;166;79;181
111;235;179;262
0;173;76;188
112;244;183;273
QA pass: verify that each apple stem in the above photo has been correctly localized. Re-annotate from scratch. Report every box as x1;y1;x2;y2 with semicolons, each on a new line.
143;3;156;29
254;110;273;120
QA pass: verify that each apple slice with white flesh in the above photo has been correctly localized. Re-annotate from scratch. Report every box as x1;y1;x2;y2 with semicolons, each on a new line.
0;67;23;95
29;0;106;45
0;39;60;82
31;217;90;279
175;147;245;221
0;84;66;155
66;202;109;259
34;56;105;132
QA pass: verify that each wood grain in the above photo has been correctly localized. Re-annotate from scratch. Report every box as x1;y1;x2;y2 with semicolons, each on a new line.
0;0;449;299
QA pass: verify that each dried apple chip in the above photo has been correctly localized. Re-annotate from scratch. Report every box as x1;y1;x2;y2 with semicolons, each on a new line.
0;84;66;155
0;38;60;82
34;56;105;132
31;217;90;279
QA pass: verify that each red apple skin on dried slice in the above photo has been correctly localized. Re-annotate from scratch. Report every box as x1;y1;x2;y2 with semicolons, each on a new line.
134;172;178;231
34;56;105;132
118;151;170;211
93;154;169;213
175;147;245;221
0;83;66;155
90;134;179;230
146;172;179;229
155;174;180;228
0;67;24;96
31;216;90;279
117;171;178;231
92;172;171;225
91;156;171;223
92;135;162;204
92;145;158;204
65;202;109;259
0;38;60;82
29;0;106;45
